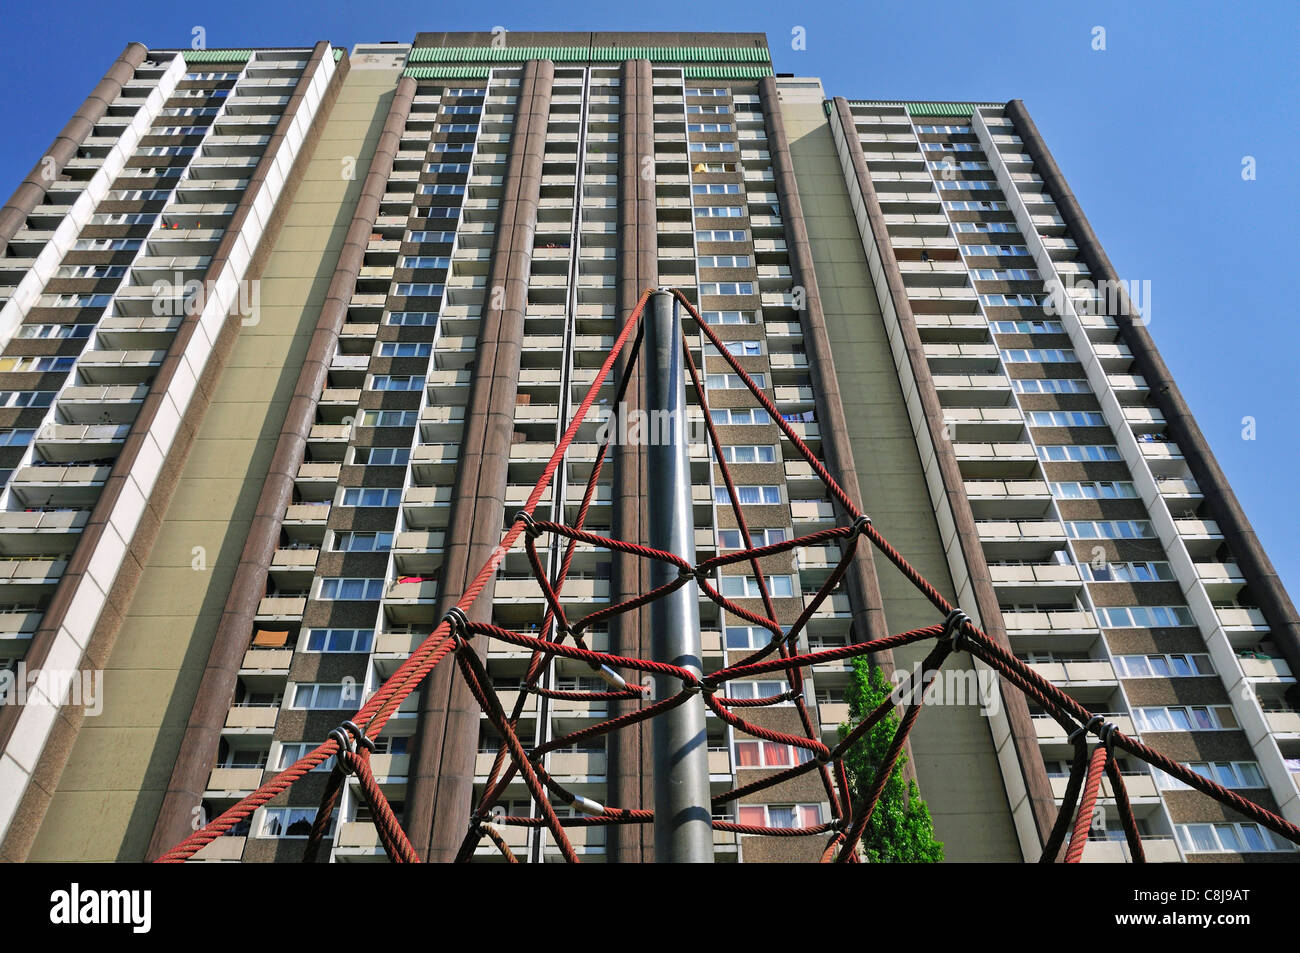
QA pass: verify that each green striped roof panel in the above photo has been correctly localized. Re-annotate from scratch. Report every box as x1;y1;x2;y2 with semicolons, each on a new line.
403;66;492;79
408;45;769;64
846;100;1002;116
182;49;254;63
681;65;773;79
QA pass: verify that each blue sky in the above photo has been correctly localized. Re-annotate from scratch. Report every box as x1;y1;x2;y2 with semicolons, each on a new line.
3;0;1298;596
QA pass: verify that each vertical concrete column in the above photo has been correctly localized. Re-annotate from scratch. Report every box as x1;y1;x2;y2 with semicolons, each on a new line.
144;69;414;861
830;97;1057;844
0;41;149;255
759;79;895;661
609;58;658;862
405;60;554;862
1006;100;1300;690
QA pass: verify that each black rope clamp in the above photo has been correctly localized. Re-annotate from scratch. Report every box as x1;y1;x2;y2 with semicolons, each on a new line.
443;606;471;646
852;514;873;535
940;609;971;652
678;564;708;584
1067;714;1105;746
681;677;714;696
513;510;542;538
1098;720;1119;753
328;721;375;775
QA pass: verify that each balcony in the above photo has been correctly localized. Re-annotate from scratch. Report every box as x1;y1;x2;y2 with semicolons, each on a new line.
206;767;264;797
1003;610;1097;637
1050;772;1158;801
963;479;1052;519
224;705;279;733
9;465;111;508
1076;836;1180;863
952;442;1038;478
989;563;1082;602
0;510;87;556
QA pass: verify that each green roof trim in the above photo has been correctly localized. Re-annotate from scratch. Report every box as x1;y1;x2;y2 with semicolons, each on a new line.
403;66;492;79
681;65;774;79
408;45;769;64
182;49;254;63
334;49;344;61
846;100;1002;116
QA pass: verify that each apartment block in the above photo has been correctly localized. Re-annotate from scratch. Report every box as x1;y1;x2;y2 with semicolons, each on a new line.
0;31;1295;864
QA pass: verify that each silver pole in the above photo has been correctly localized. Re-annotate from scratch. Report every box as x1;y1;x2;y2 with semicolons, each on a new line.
645;289;714;863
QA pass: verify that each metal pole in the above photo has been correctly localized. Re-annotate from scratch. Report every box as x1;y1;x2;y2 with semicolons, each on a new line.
645;289;714;863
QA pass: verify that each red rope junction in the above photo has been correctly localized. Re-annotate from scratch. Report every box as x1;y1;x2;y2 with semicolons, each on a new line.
158;288;1300;864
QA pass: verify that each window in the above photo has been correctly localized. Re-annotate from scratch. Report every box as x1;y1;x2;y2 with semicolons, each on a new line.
1000;348;1077;363
696;229;747;242
692;162;738;173
1156;761;1264;791
0;391;55;408
1098;605;1196;628
918;124;972;134
424;207;460;220
43;292;114;307
393;283;444;297
714;485;780;505
1079;560;1174;582
686;104;730;114
734;740;815;767
1028;411;1107;427
695;206;744;218
718;444;776;464
0;429;35;447
419;184;465;196
685;87;728;96
946;200;1009;212
352;447;410;466
707;373;765;390
692;183;740;194
54;265;128;280
359;410;418;427
340;487;403;507
968;246;1032;259
953;221;1018;233
718;527;786;549
699;282;754;295
701;310;756;325
1135;705;1235;732
710;408;770;425
408;231;455;243
387;311;439;326
689;141;737;152
724;625;777;649
719;575;795;598
302;628;375;653
1038;445;1122;462
400;256;450;269
332;533;393;553
438;123;479;133
935;179;1000;191
319;578;385;600
425;163;470;174
72;238;141;251
1114;654;1213;678
736;803;822;829
1051;481;1138;500
441;105;481;115
289;683;357;710
1176;823;1293;853
727;680;791;701
275;743;334;772
705;340;762;357
378;341;433;358
371;375;426;391
1065;520;1155;539
983;293;1049;307
259;808;332;838
688;122;733;132
1013;379;1091;395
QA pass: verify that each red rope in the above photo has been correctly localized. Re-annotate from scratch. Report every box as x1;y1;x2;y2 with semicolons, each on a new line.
157;286;1300;865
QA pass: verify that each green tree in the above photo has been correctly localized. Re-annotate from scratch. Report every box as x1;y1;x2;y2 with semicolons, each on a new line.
837;657;944;863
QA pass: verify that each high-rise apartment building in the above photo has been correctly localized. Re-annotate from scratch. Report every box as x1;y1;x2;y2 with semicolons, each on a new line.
0;31;1295;864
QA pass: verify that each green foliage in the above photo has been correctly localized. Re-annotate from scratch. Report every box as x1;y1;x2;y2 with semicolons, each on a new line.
837;657;944;863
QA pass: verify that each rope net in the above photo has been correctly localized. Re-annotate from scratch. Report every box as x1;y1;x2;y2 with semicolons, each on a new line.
159;288;1300;864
